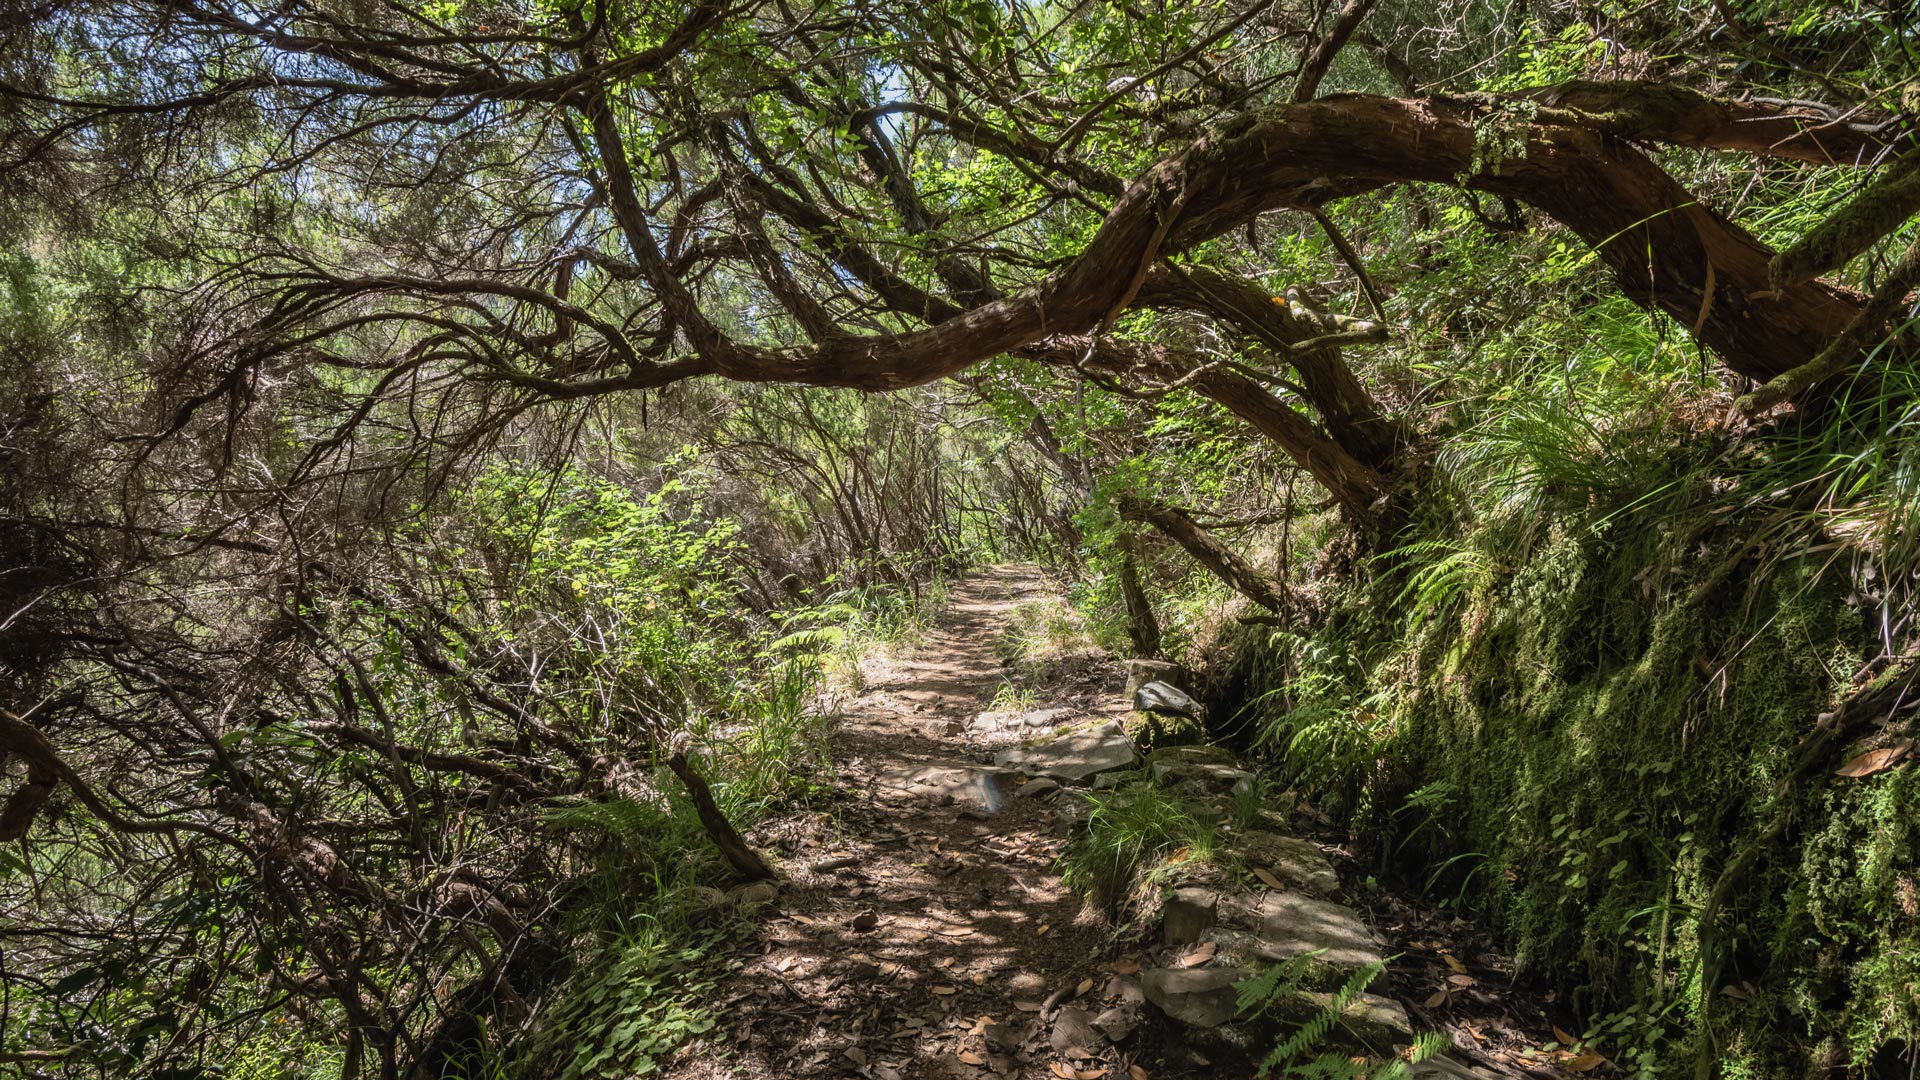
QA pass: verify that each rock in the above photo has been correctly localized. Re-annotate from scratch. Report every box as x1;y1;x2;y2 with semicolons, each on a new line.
1161;887;1220;946
1018;706;1073;729
731;880;779;908
1050;796;1090;837
874;762;1014;812
1133;680;1203;718
1148;744;1236;769
994;721;1136;782
1269;990;1412;1048
1247;893;1383;971
1049;1005;1100;1051
1243;833;1340;896
1141;966;1248;1028
1150;757;1252;790
1125;659;1189;697
1121;709;1204;751
1093;1005;1135;1043
1105;974;1145;1005
808;854;861;873
1019;777;1061;799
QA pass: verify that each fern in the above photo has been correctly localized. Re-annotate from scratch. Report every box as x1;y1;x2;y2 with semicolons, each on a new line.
1238;960;1448;1079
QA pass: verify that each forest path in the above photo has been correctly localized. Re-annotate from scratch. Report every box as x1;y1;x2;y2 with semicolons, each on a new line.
673;565;1166;1080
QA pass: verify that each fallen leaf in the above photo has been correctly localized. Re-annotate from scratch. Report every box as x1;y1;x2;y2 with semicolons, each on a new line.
1553;1025;1578;1046
1836;741;1910;778
1424;989;1448;1009
934;986;960;996
844;1047;868;1066
957;1051;986;1066
1016;1000;1044;1012
1129;1066;1150;1080
1108;958;1141;975
1075;978;1094;997
1447;973;1476;987
1567;1050;1607;1072
1177;941;1217;968
1253;867;1284;890
1442;953;1468;974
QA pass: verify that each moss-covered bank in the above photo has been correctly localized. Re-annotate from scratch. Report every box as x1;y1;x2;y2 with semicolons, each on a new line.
1211;502;1920;1077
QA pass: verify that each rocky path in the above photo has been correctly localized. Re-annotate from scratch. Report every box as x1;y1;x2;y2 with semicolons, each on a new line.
671;566;1156;1080
669;567;1522;1080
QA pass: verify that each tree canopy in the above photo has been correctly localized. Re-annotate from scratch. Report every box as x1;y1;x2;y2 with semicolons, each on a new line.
3;0;1919;1076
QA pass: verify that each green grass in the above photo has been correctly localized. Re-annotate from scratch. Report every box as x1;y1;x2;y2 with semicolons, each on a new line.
1057;779;1222;912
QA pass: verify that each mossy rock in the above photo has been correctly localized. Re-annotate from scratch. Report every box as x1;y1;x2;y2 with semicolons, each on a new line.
1123;709;1204;751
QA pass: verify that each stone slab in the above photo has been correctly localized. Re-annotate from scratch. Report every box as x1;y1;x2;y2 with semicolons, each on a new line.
1141;966;1248;1028
1248;893;1384;970
874;762;1014;813
994;721;1137;782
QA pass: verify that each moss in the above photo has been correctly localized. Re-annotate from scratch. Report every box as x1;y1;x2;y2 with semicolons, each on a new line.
1221;489;1912;1072
1123;708;1205;750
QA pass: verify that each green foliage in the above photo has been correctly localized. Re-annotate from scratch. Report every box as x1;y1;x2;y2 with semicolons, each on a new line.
1057;780;1221;911
1231;458;1920;1073
1236;960;1446;1078
532;925;724;1080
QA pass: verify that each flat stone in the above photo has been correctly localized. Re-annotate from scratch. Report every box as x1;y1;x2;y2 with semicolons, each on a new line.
1276;991;1411;1048
994;721;1136;782
1161;887;1220;946
1249;893;1383;970
1093;1005;1135;1043
1243;832;1340;896
1134;680;1203;718
1148;744;1236;769
1105;974;1145;1005
1019;777;1061;799
1050;1006;1100;1051
874;762;1014;813
1019;707;1073;728
1141;966;1248;1028
1150;758;1252;789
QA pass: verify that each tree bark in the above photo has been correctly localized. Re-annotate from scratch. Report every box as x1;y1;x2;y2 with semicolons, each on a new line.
1117;537;1164;659
1117;496;1292;613
665;751;776;882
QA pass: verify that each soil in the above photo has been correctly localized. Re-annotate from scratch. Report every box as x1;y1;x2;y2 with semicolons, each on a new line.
665;567;1575;1080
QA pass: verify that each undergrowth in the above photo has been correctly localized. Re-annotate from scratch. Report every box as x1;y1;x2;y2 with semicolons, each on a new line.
1236;960;1448;1078
1057;779;1223;912
1215;368;1920;1075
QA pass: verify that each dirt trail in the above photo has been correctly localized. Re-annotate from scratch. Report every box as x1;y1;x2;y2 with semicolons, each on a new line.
673;566;1168;1080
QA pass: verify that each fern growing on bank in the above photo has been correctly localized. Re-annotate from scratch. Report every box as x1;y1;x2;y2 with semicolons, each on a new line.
1235;959;1447;1078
